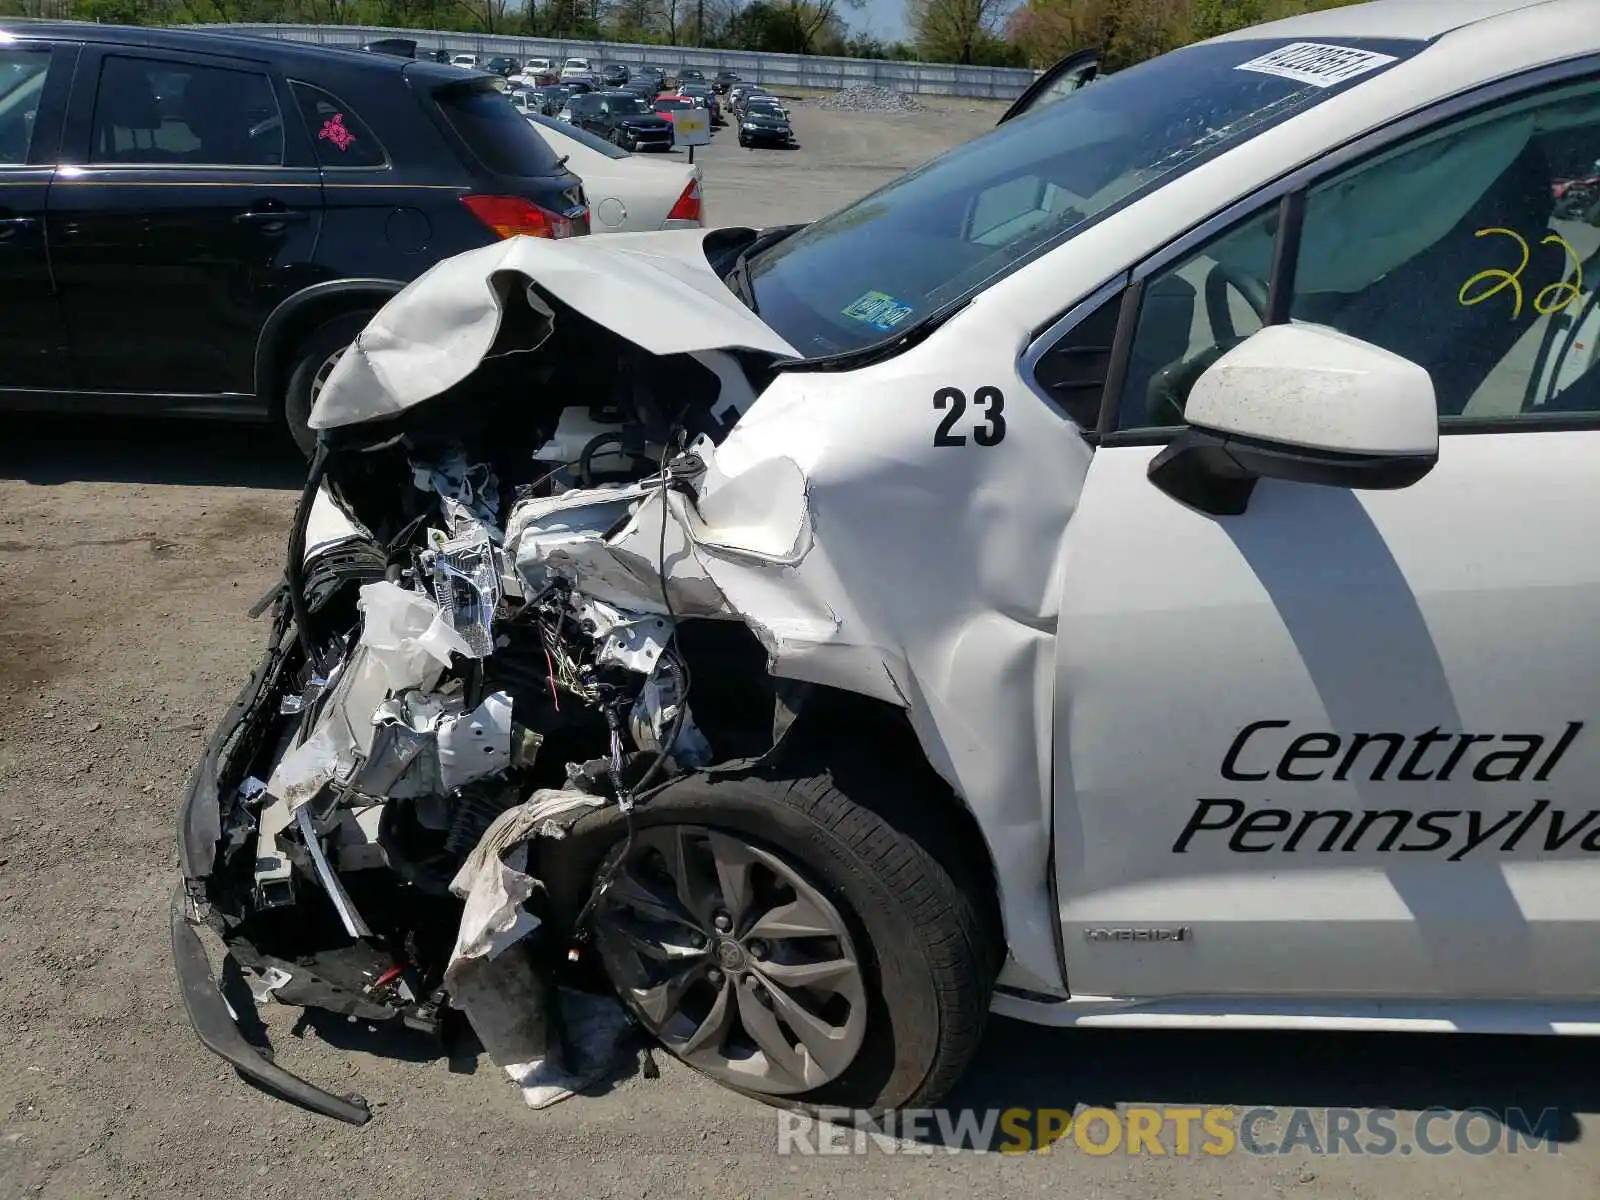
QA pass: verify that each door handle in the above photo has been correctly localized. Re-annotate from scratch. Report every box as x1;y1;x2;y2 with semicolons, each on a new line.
0;216;36;232
235;209;309;226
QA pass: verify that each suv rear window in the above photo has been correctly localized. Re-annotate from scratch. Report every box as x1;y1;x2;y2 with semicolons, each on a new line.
432;79;565;176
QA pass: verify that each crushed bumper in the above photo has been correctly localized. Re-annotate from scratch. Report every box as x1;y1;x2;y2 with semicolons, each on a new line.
173;615;373;1125
170;884;373;1126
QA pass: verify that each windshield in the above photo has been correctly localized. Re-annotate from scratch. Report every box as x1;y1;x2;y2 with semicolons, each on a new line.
610;94;650;115
745;36;1421;358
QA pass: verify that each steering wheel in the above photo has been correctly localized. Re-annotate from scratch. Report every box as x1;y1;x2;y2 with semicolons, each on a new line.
1203;261;1270;343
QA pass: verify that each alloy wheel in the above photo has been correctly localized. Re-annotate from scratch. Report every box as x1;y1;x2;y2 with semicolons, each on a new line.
309;345;347;406
593;824;868;1095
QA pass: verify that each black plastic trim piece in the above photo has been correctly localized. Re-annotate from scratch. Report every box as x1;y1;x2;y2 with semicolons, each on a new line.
1264;190;1305;326
177;627;289;883
1148;426;1436;516
1095;281;1143;437
1106;408;1600;450
1445;413;1600;434
170;886;372;1126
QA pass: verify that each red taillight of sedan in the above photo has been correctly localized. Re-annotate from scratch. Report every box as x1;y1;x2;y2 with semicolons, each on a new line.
460;194;579;239
667;178;702;224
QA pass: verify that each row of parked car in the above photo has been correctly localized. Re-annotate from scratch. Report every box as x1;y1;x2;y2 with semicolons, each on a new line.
360;42;795;150
528;78;793;149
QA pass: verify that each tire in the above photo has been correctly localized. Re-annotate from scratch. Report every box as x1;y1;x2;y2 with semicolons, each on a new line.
280;311;372;459
555;765;995;1113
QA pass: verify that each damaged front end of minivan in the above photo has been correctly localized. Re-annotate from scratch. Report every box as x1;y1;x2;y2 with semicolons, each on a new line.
174;230;1009;1124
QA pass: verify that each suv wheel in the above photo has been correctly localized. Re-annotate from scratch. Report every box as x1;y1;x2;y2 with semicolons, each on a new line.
580;767;995;1110
281;311;373;458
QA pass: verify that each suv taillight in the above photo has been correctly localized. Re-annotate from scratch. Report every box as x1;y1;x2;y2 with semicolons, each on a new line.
461;194;576;239
667;178;702;224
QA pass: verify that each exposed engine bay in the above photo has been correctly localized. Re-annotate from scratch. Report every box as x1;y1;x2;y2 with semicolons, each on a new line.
174;230;1033;1127
177;276;806;1120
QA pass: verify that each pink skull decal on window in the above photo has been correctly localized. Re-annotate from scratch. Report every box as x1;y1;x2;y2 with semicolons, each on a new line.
319;113;356;152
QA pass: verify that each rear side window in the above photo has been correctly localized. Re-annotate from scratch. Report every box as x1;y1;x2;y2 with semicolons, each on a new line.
0;48;53;165
91;55;282;166
432;79;565;176
292;82;386;167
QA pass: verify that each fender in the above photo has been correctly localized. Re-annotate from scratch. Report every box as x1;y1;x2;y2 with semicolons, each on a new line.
253;278;407;411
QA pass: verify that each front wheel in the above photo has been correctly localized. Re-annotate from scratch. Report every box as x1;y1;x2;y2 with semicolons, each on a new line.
578;768;995;1110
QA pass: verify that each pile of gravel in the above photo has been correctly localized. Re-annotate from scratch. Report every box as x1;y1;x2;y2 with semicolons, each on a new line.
815;84;924;113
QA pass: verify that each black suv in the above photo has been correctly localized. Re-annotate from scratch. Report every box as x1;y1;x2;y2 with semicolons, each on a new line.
484;55;519;77
0;21;590;453
570;89;673;151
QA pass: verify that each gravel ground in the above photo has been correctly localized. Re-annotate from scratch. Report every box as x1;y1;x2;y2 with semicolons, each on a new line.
3;101;1600;1200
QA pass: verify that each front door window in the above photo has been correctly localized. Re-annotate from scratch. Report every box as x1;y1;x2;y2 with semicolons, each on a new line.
1113;75;1600;431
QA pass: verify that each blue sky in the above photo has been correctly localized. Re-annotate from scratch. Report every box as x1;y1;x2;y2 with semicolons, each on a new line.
847;0;911;44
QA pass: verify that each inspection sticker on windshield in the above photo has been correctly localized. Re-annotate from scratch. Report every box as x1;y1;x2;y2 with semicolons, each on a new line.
842;290;914;333
1234;42;1397;88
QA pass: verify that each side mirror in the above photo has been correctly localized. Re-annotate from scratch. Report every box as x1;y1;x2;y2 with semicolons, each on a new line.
1148;324;1439;517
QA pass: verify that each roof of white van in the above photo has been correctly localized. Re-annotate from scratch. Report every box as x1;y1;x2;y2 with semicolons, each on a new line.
1208;0;1559;42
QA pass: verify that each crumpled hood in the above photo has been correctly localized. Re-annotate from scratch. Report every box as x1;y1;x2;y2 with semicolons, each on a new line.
308;229;799;430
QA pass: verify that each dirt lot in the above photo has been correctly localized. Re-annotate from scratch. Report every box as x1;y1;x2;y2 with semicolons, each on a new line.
3;100;1600;1200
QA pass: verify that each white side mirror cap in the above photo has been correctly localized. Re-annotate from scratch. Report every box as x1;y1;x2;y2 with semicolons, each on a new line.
1185;323;1438;457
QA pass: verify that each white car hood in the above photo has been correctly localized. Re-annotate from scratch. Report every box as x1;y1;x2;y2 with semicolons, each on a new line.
308;229;798;430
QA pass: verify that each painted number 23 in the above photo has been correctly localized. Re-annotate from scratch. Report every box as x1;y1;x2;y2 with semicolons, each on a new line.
933;386;1006;447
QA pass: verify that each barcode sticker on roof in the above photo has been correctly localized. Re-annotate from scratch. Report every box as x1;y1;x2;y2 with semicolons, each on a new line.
1234;42;1398;88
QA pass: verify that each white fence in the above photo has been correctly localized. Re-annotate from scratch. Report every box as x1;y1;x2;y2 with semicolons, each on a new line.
185;22;1038;99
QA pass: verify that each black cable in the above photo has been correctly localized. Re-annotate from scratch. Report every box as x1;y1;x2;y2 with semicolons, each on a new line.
285;440;331;667
570;432;692;943
576;431;627;488
629;432;692;797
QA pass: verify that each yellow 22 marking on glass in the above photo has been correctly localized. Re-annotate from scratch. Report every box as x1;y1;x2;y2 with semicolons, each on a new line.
1459;227;1584;318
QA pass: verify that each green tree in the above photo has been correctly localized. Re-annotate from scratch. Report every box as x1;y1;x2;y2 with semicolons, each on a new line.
1006;0;1359;71
905;0;1011;64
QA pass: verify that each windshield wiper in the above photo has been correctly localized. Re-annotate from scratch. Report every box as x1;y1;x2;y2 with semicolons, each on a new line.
724;223;805;314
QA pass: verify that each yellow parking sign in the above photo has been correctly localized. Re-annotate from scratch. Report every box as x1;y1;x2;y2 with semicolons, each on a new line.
672;107;711;148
